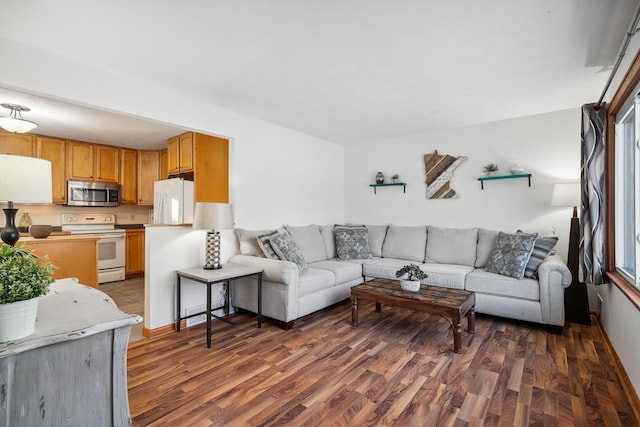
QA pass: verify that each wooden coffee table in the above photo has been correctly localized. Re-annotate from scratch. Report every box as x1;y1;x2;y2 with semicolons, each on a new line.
350;278;475;353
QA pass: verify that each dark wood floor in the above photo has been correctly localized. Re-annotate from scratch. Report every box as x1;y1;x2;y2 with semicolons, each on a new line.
126;300;638;426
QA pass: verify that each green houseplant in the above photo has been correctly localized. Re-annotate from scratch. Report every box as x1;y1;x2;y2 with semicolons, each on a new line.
395;263;428;292
483;163;499;176
0;243;55;341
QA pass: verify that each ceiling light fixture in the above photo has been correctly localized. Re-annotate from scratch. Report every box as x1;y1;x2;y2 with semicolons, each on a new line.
0;103;38;133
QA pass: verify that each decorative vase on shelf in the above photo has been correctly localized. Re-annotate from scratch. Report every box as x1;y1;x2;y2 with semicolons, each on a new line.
375;172;385;184
18;212;32;233
509;164;524;174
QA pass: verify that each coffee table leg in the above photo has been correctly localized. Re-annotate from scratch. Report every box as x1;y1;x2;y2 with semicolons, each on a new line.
468;307;475;334
452;313;462;353
351;297;359;326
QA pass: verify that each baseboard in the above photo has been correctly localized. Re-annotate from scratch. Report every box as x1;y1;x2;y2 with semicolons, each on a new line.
595;315;640;422
142;320;186;339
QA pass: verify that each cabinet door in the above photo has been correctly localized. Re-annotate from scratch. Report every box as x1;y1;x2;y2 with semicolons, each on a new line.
95;145;120;183
36;136;66;204
125;229;145;276
120;148;137;204
137;150;160;205
178;132;194;172
160;149;168;180
167;136;180;174
67;140;95;180
0;130;35;156
24;238;99;288
193;133;229;203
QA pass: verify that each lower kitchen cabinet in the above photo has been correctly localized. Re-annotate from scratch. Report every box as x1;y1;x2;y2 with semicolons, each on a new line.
125;228;145;277
20;235;99;288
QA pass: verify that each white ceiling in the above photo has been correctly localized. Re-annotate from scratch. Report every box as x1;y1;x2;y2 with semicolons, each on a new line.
0;0;638;148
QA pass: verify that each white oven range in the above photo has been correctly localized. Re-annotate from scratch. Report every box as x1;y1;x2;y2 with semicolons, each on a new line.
61;213;126;284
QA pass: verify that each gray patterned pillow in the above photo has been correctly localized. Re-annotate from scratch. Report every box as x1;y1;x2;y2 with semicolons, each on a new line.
270;233;307;271
334;225;373;260
257;229;289;259
523;236;558;279
486;232;538;279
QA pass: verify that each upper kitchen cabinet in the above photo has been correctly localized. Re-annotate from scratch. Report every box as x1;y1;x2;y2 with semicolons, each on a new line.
137;150;160;205
120;148;137;205
160;148;168;180
0;130;34;156
35;136;66;204
167;132;194;174
67;141;120;183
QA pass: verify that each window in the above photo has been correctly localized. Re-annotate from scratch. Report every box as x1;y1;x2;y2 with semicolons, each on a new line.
614;94;640;288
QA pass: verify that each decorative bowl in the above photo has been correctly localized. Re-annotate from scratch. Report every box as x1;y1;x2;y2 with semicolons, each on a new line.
400;279;421;292
29;225;52;239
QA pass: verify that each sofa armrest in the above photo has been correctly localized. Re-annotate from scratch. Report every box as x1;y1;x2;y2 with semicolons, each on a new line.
537;254;572;325
229;255;299;286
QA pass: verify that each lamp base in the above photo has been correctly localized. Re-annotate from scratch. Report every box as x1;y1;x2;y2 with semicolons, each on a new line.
1;207;20;247
564;210;591;326
202;230;222;270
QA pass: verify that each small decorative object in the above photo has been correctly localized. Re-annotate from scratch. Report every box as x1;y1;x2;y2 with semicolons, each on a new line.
29;224;52;239
0;243;55;342
18;212;32;233
424;150;467;199
395;263;428;292
509;164;524;174
375;172;385;184
483;163;499;176
391;174;400;183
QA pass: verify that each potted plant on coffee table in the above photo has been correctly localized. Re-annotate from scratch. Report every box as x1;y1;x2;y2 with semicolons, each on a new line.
0;243;55;342
395;263;428;292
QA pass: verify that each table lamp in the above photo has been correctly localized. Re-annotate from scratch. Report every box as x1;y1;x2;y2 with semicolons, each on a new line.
192;202;234;269
551;182;590;325
0;154;53;247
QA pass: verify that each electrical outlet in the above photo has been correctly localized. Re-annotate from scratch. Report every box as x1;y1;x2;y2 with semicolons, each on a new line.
185;304;206;327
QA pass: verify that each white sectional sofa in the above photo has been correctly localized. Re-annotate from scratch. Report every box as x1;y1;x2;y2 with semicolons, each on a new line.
230;224;572;330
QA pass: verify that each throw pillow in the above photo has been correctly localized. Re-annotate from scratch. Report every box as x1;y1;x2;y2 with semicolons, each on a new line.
235;228;270;257
485;232;538;279
270;233;307;271
523;236;559;279
334;225;373;260
257;228;288;259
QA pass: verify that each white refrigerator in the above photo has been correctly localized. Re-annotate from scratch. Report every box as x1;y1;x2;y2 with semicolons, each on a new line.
153;178;195;225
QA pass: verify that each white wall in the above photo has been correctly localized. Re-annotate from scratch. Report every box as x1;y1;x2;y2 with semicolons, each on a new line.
345;108;581;259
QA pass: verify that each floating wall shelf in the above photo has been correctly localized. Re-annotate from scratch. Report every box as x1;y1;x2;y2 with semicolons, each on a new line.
478;173;532;190
369;182;407;194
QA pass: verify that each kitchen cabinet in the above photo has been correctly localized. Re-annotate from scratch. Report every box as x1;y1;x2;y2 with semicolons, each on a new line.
125;228;145;277
167;132;194;174
67;140;120;183
120;148;138;204
35;136;67;204
0;130;34;156
20;235;99;288
160;148;168;179
137;150;160;205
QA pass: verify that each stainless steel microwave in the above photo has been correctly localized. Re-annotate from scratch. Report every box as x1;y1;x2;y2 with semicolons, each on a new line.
66;180;121;207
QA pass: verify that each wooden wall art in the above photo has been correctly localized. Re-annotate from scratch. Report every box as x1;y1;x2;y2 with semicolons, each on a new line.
424;150;467;199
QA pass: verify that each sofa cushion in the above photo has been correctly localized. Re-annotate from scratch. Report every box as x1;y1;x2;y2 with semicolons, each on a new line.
320;225;336;259
257;228;289;259
270;233;307;271
284;224;327;263
425;226;478;267
524;236;559;279
308;260;363;285
235;228;270;257
421;263;473;289
335;225;373;260
298;268;335;297
466;269;540;301
366;225;389;257
362;258;413;280
486;232;538;279
381;225;427;262
475;228;499;268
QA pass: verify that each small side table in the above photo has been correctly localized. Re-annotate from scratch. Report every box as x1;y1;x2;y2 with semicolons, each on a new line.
176;263;263;348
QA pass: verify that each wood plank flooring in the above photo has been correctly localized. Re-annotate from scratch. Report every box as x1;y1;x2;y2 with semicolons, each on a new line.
126;300;639;426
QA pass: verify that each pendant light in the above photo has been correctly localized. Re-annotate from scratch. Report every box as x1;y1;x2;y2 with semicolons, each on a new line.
0;103;38;133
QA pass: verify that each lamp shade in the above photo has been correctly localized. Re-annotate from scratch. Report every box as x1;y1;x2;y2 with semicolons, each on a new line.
192;202;234;230
551;182;580;208
0;154;52;203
